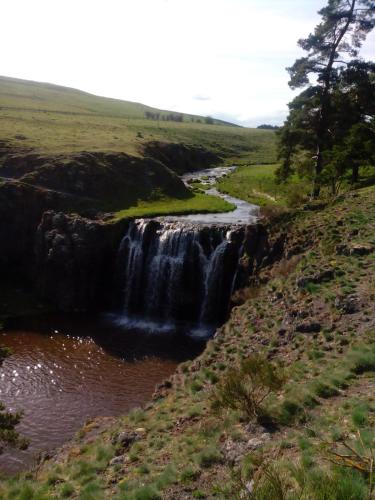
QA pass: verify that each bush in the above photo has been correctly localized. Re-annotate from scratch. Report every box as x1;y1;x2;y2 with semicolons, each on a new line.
181;465;200;482
351;405;369;427
350;351;375;375
196;447;222;469
285;188;308;208
60;482;75;498
212;354;286;423
132;485;161;500
313;381;340;399
278;399;304;425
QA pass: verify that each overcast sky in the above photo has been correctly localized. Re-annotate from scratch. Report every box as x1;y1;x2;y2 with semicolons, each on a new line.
2;0;374;126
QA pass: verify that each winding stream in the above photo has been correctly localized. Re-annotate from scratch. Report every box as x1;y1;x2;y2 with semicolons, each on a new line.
163;165;259;225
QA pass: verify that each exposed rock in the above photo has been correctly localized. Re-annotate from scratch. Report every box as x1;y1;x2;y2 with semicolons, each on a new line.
260;432;272;442
303;201;327;211
335;244;350;256
113;431;141;449
156;380;173;391
296;268;335;288
336;243;374;256
247;437;264;450
245;480;255;495
335;295;361;314
350;243;374;256
0;180;67;280
134;428;147;436
295;322;321;333
222;439;249;464
35;211;128;311
109;455;124;466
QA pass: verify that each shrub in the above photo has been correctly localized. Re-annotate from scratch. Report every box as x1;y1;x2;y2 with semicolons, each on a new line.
180;466;200;482
278;399;304;425
196;447;222;468
129;408;146;424
285;188;308;208
132;485;161;500
155;465;177;489
212;354;286;423
60;483;75;498
313;381;340;399
259;204;287;221
351;405;369;427
350;351;375;375
191;380;203;393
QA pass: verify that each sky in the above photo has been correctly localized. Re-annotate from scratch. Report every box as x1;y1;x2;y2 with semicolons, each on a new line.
1;0;374;127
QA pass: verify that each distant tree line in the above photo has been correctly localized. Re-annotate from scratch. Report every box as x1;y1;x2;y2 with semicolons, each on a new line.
277;0;375;197
145;112;216;125
145;111;183;122
257;124;280;130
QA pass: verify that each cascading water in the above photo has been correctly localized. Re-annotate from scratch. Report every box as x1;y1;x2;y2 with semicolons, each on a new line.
116;219;245;330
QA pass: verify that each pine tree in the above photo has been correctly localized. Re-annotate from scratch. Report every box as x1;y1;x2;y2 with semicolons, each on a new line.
284;0;375;197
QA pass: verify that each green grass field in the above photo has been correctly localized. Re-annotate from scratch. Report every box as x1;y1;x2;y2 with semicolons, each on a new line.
218;164;375;209
0;76;277;165
112;192;235;221
218;164;312;206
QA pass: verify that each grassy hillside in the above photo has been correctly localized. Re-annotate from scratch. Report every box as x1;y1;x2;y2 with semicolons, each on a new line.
2;186;374;498
0;76;277;164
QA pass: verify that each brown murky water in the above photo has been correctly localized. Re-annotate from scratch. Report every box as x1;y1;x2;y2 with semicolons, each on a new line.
0;315;205;474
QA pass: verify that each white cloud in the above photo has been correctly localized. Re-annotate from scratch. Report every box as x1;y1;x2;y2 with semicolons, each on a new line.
1;0;374;126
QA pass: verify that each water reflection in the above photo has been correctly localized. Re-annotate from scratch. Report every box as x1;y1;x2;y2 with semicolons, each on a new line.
0;314;205;474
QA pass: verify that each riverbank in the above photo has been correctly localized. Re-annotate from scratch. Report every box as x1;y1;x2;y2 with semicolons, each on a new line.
2;185;374;498
217;164;311;207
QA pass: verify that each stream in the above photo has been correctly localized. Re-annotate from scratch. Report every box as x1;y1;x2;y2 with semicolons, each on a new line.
163;165;259;225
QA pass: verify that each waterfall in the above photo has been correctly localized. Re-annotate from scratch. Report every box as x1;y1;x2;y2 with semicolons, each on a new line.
117;220;244;329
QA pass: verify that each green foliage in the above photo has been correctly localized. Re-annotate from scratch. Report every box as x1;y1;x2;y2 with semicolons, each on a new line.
190;379;204;394
278;1;375;196
278;399;304;425
196;447;222;469
60;482;75;498
180;465;200;483
352;405;369;427
313;380;340;399
349;348;375;374
218;163;310;208
212;354;286;423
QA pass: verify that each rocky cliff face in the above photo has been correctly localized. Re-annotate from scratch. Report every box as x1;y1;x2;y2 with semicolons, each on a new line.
0;181;68;280
0;146;190;281
35;212;128;311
